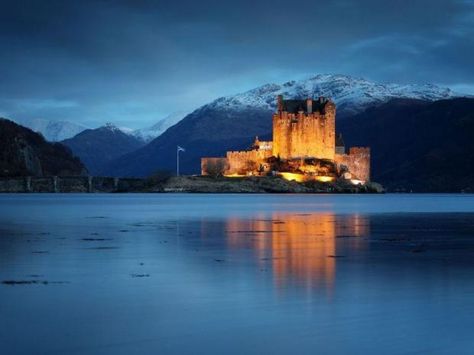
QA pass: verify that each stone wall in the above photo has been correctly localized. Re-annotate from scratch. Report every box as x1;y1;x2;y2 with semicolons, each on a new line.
226;149;273;175
0;178;26;192
272;102;336;160
335;147;370;182
0;176;146;193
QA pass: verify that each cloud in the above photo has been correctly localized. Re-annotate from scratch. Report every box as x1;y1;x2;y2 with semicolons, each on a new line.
0;0;473;127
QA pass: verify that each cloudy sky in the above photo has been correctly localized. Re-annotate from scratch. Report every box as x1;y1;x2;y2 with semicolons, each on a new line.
1;0;473;128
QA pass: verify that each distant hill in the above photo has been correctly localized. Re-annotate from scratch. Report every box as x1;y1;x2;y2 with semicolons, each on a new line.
0;118;86;177
11;118;89;141
61;123;144;175
103;74;462;178
338;98;474;192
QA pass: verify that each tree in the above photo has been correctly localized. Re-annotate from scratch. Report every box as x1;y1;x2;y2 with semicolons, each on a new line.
205;159;226;178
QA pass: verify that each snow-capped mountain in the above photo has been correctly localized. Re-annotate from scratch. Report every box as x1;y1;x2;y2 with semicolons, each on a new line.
12;118;89;141
103;74;466;178
132;111;191;142
208;74;461;117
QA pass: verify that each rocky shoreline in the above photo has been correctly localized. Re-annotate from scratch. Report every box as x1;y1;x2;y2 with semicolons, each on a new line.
161;176;384;193
0;175;384;193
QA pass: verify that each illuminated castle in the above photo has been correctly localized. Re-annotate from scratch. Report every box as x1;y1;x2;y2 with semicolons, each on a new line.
201;95;370;183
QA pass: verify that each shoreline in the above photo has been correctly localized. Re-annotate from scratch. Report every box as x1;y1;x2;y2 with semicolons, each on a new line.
0;175;384;194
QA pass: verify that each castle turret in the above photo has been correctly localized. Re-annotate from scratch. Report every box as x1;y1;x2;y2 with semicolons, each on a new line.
306;98;313;114
335;133;345;154
277;95;283;112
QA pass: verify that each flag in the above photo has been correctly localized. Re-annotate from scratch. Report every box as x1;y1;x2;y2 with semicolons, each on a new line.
177;145;185;152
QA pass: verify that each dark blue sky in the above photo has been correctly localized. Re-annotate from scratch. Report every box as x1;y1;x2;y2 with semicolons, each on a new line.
1;0;473;128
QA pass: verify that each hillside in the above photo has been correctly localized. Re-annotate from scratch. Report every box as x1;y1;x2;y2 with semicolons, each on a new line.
0;118;86;177
104;74;460;177
61;123;144;175
338;98;474;192
61;123;143;175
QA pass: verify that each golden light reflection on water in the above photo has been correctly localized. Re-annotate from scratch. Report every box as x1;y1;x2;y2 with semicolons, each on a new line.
225;213;369;291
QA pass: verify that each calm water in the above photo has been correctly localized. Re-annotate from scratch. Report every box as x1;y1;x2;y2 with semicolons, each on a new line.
1;194;474;354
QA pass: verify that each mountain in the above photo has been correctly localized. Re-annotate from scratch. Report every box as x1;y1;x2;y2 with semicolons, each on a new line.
338;98;474;192
204;74;459;118
61;123;144;175
12;118;89;141
0;118;86;177
103;74;463;178
132;111;190;143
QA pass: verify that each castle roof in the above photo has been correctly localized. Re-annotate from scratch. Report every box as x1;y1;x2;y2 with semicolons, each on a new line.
277;96;331;114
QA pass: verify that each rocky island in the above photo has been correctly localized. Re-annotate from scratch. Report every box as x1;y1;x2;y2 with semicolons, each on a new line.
0;175;383;193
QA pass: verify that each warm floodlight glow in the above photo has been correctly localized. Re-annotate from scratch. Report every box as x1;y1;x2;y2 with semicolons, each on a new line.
279;172;306;182
279;173;335;183
315;176;334;183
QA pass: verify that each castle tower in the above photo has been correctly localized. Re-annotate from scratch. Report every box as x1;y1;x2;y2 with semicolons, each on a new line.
272;96;336;160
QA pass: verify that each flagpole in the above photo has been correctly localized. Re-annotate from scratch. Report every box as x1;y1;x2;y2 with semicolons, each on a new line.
177;146;185;177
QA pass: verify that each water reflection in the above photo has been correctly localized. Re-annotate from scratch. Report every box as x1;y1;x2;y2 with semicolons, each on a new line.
225;213;370;290
3;196;474;355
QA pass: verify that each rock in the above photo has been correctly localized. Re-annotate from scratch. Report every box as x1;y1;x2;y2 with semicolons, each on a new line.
366;182;385;193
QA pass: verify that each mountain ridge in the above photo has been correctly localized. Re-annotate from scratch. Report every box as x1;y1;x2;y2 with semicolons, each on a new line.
61;123;144;175
206;74;461;117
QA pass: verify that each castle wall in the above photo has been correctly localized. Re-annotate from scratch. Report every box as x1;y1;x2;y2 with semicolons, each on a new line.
272;102;335;161
335;147;370;182
226;149;273;175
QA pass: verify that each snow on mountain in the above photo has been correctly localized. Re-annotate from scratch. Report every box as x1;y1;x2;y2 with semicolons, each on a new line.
207;74;463;116
103;122;127;133
132;111;191;142
117;126;135;135
12;118;89;141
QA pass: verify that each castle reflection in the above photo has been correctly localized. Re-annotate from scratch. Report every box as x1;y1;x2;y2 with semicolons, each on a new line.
225;213;370;290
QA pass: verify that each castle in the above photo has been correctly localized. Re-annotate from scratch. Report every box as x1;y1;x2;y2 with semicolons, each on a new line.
201;95;370;184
